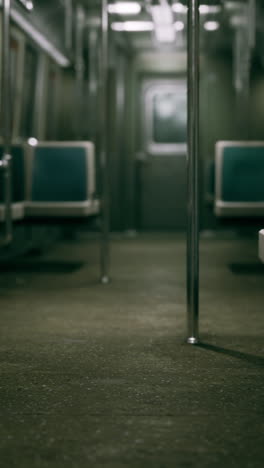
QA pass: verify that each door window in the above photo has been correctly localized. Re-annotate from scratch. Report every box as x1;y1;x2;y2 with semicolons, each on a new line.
145;83;187;155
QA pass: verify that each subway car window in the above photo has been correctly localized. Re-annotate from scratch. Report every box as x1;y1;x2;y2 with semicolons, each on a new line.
153;90;187;144
144;82;187;157
20;44;38;138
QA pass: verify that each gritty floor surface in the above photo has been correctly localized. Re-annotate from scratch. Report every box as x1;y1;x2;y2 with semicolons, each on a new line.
0;232;263;467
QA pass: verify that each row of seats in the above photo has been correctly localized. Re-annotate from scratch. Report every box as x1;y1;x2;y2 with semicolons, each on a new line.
207;141;264;217
0;141;100;222
3;139;263;222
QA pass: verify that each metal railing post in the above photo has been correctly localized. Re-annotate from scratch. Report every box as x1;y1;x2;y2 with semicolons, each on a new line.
0;0;13;245
100;0;110;284
75;5;85;139
186;0;200;344
64;0;73;53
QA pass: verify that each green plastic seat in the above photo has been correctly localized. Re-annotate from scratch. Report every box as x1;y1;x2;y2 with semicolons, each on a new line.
25;142;99;218
214;141;264;217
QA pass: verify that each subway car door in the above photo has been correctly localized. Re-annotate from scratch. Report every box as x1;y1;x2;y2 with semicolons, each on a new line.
137;78;187;230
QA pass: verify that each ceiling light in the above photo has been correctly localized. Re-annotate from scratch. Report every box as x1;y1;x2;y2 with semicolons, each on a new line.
155;26;175;43
172;3;187;14
151;5;175;43
174;21;184;31
204;20;220;31
224;1;245;11
108;2;141;15
12;0;34;11
172;3;221;14
151;5;174;24
111;21;154;32
229;15;247;27
199;5;221;14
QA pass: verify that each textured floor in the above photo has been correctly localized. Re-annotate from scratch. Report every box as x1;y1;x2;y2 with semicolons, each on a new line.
0;233;263;467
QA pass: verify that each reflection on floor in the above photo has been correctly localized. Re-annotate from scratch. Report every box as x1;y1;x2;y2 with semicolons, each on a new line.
0;233;263;467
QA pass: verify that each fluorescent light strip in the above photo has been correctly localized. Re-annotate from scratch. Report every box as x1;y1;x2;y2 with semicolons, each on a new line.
151;5;175;43
174;21;184;31
111;21;154;32
108;2;141;15
172;3;187;13
204;20;220;31
151;5;174;24
172;3;221;14
199;5;221;14
10;8;70;67
230;15;247;27
224;1;245;12
111;20;185;35
155;26;175;43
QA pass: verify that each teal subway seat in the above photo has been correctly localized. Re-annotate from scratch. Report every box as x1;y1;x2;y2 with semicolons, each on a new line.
25;142;100;218
0;144;25;221
214;141;264;217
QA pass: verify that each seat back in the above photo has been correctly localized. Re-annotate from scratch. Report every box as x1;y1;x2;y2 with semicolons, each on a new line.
25;141;99;217
214;141;264;217
27;142;95;202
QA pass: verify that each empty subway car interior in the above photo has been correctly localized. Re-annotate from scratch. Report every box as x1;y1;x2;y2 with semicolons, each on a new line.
0;1;264;467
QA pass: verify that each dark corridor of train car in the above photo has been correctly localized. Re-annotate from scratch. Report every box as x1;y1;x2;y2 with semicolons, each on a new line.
0;1;264;467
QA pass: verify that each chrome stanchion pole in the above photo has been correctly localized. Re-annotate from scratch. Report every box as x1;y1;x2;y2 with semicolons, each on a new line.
64;0;73;53
187;0;199;344
100;0;110;284
75;5;85;139
0;0;13;245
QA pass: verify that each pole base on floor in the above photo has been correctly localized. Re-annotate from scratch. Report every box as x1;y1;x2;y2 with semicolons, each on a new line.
101;275;110;285
187;336;199;345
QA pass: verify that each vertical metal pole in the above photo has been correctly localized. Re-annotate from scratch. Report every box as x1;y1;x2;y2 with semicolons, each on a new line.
87;28;99;142
1;0;13;245
75;5;85;139
64;0;73;53
187;0;199;344
100;0;110;284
